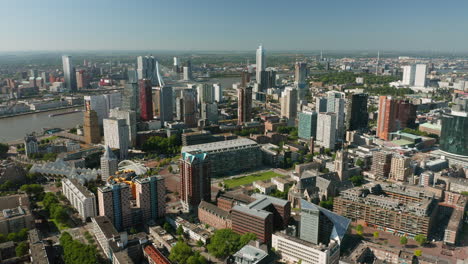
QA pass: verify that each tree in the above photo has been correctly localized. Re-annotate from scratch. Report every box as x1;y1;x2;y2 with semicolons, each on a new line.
356;225;363;236
60;232;98;264
42;192;59;210
176;225;184;236
196;239;204;247
373;231;379;239
400;236;408;247
355;159;364;167
163;222;172;233
169;241;193;264
207;229;241;258
20;184;44;198
414;249;422;257
16;241;29;257
350;175;364;186
240;233;257;247
130;227;137;234
414;234;427;246
319;197;334;210
168;166;173;173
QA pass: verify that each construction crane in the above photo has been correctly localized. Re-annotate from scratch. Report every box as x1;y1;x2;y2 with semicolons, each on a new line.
107;172;138;199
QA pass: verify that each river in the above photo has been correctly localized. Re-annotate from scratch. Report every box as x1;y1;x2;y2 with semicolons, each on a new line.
0;108;83;142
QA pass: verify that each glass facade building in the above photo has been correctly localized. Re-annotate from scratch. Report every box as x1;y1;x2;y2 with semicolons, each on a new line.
440;113;468;156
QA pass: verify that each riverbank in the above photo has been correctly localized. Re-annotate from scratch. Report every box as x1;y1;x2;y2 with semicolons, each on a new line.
0;104;83;119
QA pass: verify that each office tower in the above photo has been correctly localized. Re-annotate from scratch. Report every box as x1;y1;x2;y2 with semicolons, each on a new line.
295;62;308;99
109;108;137;147
29;69;38;78
122;71;139;116
237;86;252;125
346;93;368;131
76;70;90;89
377;96;397;141
241;70;250;87
326;91;346;141
156;85;173;124
414;64;427;87
24;134;38;156
183;60;193;81
280;87;298;126
395;100;417;130
98;183;132;231
335;150;349;181
137;55;163;86
316;97;328;112
265;69;277;89
213;83;223;103
300;200;350;246
370;151;393;179
389;155;412;182
62;178;97;219
179;152;211;212
100;145;118;182
298;111;317;140
135;176;165;222
173;57;180;73
103;118;129;159
62;55;77;92
83;102;101;144
201;103;218;124
440;97;468;156
139;79;153;121
196;83;215;104
179;89;198;128
316;113;337;150
256;45;265;82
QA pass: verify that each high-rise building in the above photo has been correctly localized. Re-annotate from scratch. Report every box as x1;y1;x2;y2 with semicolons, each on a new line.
154;86;173;125
440;97;468;157
179;152;211;212
370;151;393;179
97;183;132;231
137;56;163;86
103;118;129;159
316;113;337;150
241;70;250;87
122;71;139;115
389;155;412;182
237;86;252;125
183;60;193;81
300;200;350;246
377;96;397;141
201;103;218;124
83;102;101;144
402;64;427;87
326;91;345;141
298;111;317;140
265;69;277;89
295;62;308;99
316;97;328;112
173;57;180;73
280;87;298;126
402;65;415;86
109;108;137;147
139;79;153;121
395;100;417;130
62;178;97;219
84;93;122;125
135;176;165;222
100;145;118;182
76;70;90;89
62;55;77;92
256;45;265;83
179;89;198;128
213;83;223;103
345;93;368;131
197;83;215;104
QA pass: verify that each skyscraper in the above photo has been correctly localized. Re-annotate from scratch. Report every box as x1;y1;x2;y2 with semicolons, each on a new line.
137;55;163;86
183;60;193;81
316;97;328;112
395;100;417;130
173;57;180;73
346;93;369;131
298;111;318;140
280;87;298;126
84;93;122;125
377;96;397;141
316;112;337;150
201;102;218;124
100;145;118;182
122;70;139;116
157;85;174;124
98;183;132;231
103;118;129;159
83;102;101;144
213;83;223;103
256;45;265;82
440;97;468;157
139;79;153;121
237;86;252;125
135;176;165;222
62;55;77;92
109;108;137;147
241;70;250;87
179;152;211;212
180;89;198;128
402;64;427;87
196;83;215;104
295;62;308;99
326;91;346;142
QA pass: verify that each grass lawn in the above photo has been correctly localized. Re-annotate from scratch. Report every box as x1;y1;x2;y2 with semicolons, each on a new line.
223;171;282;189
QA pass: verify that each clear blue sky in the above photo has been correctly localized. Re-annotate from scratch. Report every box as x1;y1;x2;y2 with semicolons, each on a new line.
1;0;467;52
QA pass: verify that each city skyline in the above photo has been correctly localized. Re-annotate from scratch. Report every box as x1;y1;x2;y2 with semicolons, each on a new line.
2;0;468;52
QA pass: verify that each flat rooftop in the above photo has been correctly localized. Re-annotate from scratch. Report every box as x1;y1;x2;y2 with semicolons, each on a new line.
182;138;258;153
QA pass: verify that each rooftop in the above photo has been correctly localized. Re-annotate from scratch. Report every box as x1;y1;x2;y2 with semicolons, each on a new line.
181;138;258;153
233;204;272;220
92;216;119;238
233;245;269;263
199;201;230;219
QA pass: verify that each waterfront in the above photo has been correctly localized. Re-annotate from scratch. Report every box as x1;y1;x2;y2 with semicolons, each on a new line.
0;108;83;142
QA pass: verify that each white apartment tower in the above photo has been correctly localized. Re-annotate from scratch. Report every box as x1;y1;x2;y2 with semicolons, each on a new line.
103;118;129;159
316;112;337;150
256;45;265;83
280;87;298;126
109;108;137;147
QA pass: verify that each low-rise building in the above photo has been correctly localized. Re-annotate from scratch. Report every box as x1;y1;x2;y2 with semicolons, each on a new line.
0;194;33;234
198;201;232;230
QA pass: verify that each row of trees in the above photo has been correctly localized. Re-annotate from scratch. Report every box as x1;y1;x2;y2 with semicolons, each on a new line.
142;135;181;154
0;228;28;243
42;192;70;226
60;232;98;264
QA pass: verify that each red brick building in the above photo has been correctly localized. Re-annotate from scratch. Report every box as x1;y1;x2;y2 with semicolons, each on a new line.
198;201;232;229
139;79;153;121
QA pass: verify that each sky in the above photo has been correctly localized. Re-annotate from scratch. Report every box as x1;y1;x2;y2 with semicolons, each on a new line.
1;0;468;52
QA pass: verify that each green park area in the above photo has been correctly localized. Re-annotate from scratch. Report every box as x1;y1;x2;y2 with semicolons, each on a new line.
223;171;282;189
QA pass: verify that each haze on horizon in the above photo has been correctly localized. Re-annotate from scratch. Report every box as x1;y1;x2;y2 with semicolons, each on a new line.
1;0;467;52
